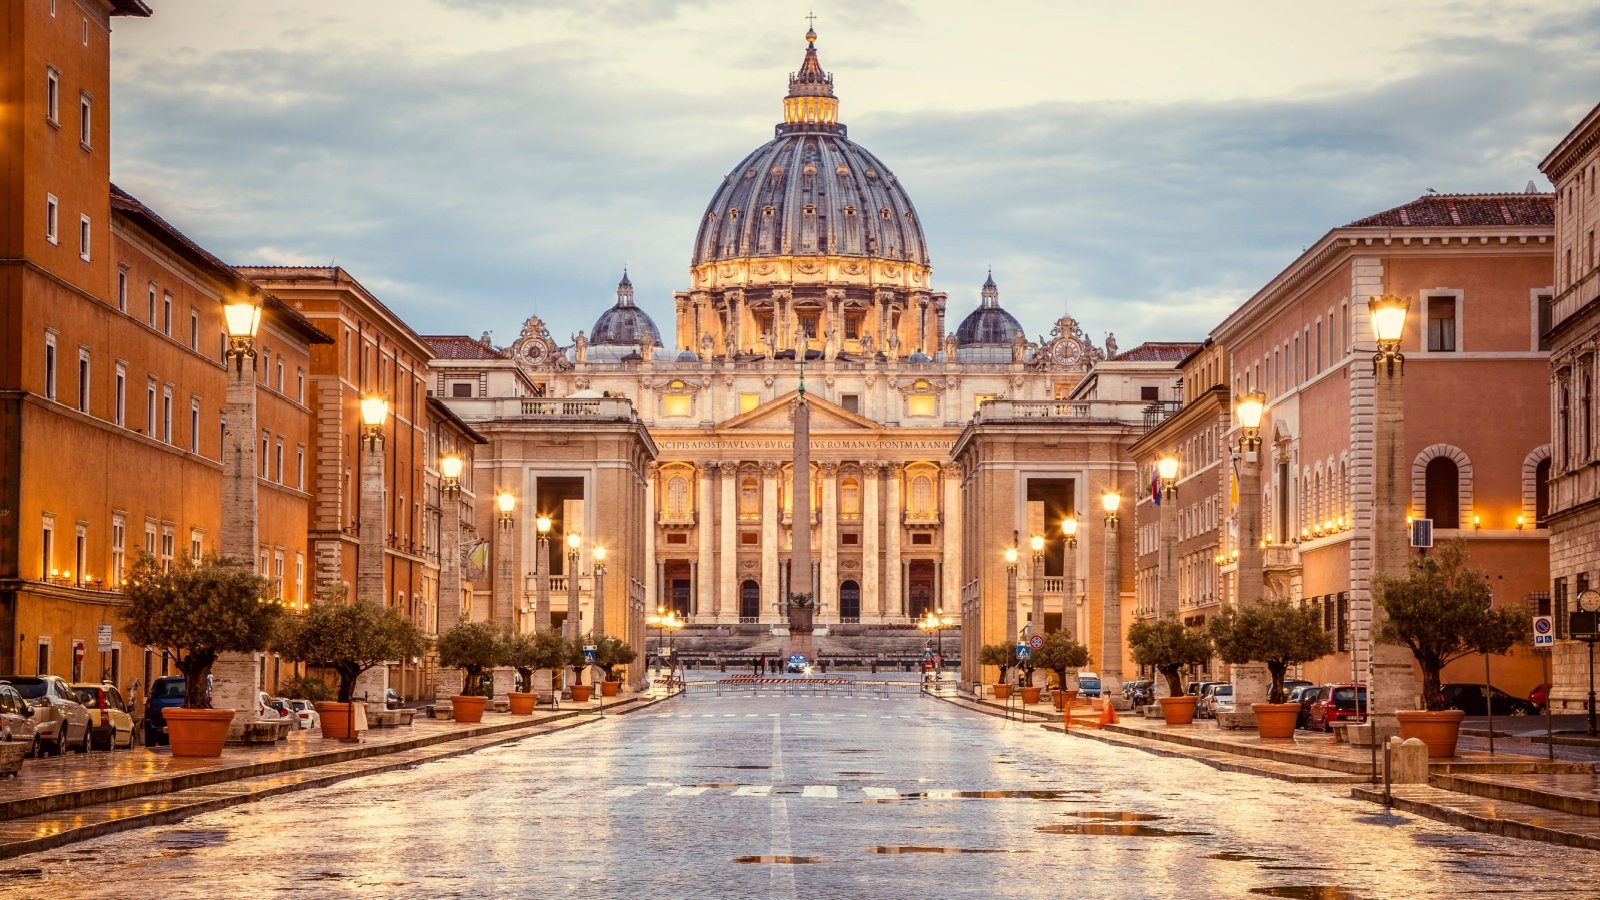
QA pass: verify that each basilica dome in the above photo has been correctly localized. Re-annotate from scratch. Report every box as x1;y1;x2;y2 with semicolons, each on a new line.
690;29;928;273
954;272;1025;361
588;271;662;360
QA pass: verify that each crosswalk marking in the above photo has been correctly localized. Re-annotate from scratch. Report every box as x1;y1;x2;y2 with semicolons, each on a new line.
666;786;709;796
862;787;900;799
604;786;646;797
801;785;838;798
732;785;772;796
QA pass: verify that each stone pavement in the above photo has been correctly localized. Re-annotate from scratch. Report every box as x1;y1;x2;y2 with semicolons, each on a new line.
931;687;1600;851
0;690;670;859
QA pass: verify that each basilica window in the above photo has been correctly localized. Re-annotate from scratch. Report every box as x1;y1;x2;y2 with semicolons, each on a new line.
841;477;860;519
844;314;860;340
975;393;996;413
739;393;760;414
666;475;689;518
739;477;760;519
909;475;934;517
663;394;692;417
907;394;936;417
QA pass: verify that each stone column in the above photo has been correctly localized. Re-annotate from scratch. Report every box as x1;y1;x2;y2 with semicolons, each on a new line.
214;345;260;736
435;493;465;701
761;461;779;617
1063;536;1078;642
1369;347;1420;721
351;424;390;707
644;464;658;616
1102;506;1124;699
696;462;716;616
1232;433;1270;716
687;560;697;616
819;462;838;621
490;505;517;699
942;465;962;618
862;462;881;619
883;462;902;620
1030;548;1044;634
718;462;739;622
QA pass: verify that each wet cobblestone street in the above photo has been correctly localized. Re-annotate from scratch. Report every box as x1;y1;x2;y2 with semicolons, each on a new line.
6;690;1599;899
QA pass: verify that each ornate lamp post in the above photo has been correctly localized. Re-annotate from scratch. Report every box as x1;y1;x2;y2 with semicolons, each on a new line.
1029;533;1046;635
433;452;465;703
1061;516;1079;642
535;515;552;632
1101;490;1123;700
646;605;684;676
565;531;581;643
1367;292;1418;731
1004;541;1020;659
213;299;263;736
917;607;955;680
592;545;608;641
1231;390;1270;715
354;395;389;703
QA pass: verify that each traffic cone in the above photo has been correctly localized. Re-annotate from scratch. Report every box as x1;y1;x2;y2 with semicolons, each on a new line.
1099;698;1119;727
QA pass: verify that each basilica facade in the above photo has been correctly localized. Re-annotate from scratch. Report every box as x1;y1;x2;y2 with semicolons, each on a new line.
427;29;1173;639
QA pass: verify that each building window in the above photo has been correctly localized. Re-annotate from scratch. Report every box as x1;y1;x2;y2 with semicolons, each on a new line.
147;283;157;327
663;394;692;417
1426;295;1457;352
296;446;305;489
739;393;760;414
114;363;127;424
79;92;91;147
740;476;760;518
1536;457;1552;526
160;526;174;570
162;292;173;336
160;386;172;443
46;67;59;124
74;524;87;586
295;554;305;607
189;529;203;561
907;395;936;417
666;475;689;517
189;398;200;453
79;214;91;260
910;475;933;516
116;266;128;312
1424;457;1460;528
76;348;89;412
1538;292;1554;352
41;515;55;579
975;392;996;412
43;332;57;400
260;430;269;477
841;477;860;518
276;359;284;393
275;440;284;483
296;368;304;404
450;382;473;398
143;521;156;557
46;194;58;244
190;309;199;350
37;640;50;678
839;393;860;415
111;514;125;584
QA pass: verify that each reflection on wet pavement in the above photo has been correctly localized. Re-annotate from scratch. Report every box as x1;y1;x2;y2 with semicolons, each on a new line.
10;689;1600;897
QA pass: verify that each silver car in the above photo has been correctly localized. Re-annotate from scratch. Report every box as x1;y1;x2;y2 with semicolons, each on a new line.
0;683;39;755
3;676;91;755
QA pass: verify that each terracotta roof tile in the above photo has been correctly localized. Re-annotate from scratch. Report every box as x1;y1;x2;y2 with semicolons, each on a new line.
424;335;507;360
1346;193;1554;229
1112;342;1203;363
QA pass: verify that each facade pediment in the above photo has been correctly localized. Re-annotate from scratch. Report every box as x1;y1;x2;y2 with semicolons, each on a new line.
718;391;882;433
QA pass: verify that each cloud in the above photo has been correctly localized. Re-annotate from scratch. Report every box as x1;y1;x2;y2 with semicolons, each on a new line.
107;1;1600;355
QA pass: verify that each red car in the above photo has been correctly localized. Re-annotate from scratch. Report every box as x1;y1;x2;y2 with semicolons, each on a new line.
1307;683;1368;731
1530;683;1552;712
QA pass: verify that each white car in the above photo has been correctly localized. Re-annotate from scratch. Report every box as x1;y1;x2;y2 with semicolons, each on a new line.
257;691;290;724
287;699;320;731
1201;684;1235;718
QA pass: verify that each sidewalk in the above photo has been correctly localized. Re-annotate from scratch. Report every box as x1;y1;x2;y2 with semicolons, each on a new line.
0;690;670;859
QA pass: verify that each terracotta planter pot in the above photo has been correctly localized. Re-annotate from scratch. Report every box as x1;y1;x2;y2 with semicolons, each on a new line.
600;681;620;697
1396;709;1465;759
450;695;488;724
993;684;1012;700
1021;687;1042;705
1252;702;1302;740
315;701;353;739
1158;696;1198;725
571;685;593;703
1054;689;1079;711
164;708;234;758
508;692;536;715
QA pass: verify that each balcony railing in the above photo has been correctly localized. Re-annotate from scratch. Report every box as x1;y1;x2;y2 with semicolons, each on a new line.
1042;576;1065;593
658;511;696;527
974;398;1166;427
903;510;941;527
441;396;639;423
1553;269;1600;331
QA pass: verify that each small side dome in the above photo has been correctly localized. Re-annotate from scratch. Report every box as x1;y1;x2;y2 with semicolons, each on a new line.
589;270;663;361
906;350;932;364
954;271;1023;347
676;347;701;363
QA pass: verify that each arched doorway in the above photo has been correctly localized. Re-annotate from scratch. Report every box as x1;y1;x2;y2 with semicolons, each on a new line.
739;580;760;621
908;560;936;618
839;580;861;622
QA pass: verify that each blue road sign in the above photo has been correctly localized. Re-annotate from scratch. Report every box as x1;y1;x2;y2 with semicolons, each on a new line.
583;648;597;664
1015;645;1031;662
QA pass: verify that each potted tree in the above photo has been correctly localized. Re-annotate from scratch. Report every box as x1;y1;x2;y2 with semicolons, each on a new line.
1033;632;1091;711
435;621;502;723
568;637;594;703
503;630;570;714
978;644;1015;699
1374;541;1526;758
1209;599;1332;739
1127;619;1213;725
593;634;638;697
273;589;427;739
120;552;280;757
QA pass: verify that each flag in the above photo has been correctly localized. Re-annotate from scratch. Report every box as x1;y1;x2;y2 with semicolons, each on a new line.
1229;459;1240;508
462;539;489;580
1150;466;1161;506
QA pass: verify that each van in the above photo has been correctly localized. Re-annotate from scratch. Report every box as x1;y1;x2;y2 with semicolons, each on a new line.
1077;671;1102;698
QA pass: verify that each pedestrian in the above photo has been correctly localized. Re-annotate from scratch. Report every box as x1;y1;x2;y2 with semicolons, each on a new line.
755;656;763;677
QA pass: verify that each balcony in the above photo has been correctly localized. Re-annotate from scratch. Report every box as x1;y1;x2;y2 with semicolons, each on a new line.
903;510;941;528
658;510;697;528
973;398;1166;427
1553;268;1600;332
443;396;640;423
1142;400;1183;431
781;509;821;526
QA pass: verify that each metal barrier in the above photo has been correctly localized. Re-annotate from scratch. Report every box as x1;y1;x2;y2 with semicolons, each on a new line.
681;679;923;701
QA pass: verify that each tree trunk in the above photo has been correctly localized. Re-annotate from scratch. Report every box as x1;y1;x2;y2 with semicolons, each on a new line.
1160;665;1184;697
178;654;215;708
1267;661;1288;703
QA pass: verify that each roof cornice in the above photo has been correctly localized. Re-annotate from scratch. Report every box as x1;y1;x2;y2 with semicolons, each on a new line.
1542;102;1600;181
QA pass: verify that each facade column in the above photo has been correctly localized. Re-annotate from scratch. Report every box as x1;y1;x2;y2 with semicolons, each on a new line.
1369;335;1421;721
656;559;666;614
761;461;779;618
644;463;657;617
1102;501;1124;699
862;462;882;619
718;462;739;622
687;560;697;616
696;461;716;617
883;462;903;620
351;421;391;708
819;461;839;622
941;465;962;620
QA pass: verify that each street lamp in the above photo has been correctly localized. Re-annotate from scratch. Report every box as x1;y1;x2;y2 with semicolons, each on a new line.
917;607;955;681
214;299;264;735
223;301;262;372
1029;533;1046;636
566;531;581;644
535;515;552;633
1101;489;1123;698
1369;293;1411;373
646;605;684;676
1156;454;1180;631
434;447;467;704
359;395;388;451
1367;291;1416;750
592;544;607;642
1236;390;1265;456
355;394;389;701
496;490;515;531
1004;539;1020;676
440;453;463;497
1232;389;1269;713
1062;517;1079;641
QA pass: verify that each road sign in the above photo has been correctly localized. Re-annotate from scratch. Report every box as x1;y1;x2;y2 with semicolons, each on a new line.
932;653;942;668
1533;615;1555;650
1015;645;1031;662
97;624;113;652
1029;634;1044;650
583;646;597;664
921;649;933;661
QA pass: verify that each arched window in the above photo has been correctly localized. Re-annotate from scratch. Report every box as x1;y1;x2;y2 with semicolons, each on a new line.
666;475;689;518
841;477;860;518
739;580;760;621
740;476;759;518
1425;457;1460;527
910;475;933;516
1536;457;1552;525
839;580;861;621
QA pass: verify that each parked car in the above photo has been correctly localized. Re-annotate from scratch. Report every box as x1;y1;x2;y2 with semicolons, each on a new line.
1278;679;1313;700
1123;679;1155;706
1529;683;1552;713
70;683;136;750
3;676;91;755
1307;684;1368;731
266;696;295;720
0;683;39;756
257;691;289;723
385;688;404;710
1201;684;1235;718
1077;672;1102;698
1194;682;1226;717
1189;680;1224;698
286;699;320;731
1288;685;1320;729
143;675;187;747
1440;683;1538;717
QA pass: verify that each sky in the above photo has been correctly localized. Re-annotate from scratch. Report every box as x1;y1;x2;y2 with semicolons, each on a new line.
108;0;1600;350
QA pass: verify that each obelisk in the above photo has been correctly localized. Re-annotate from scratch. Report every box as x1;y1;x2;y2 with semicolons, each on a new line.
788;337;816;663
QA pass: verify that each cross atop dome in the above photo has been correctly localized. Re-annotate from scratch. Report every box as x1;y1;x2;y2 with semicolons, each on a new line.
783;21;839;132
